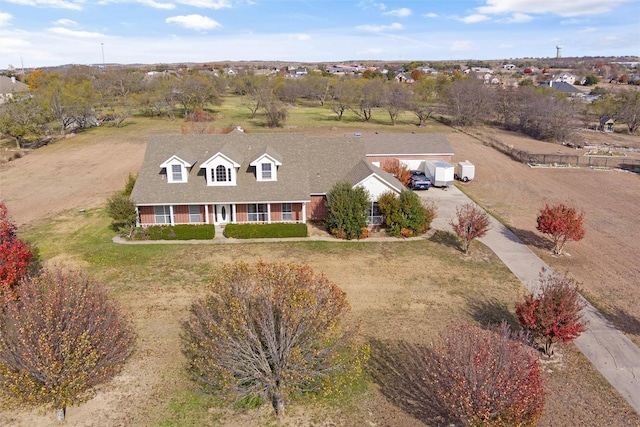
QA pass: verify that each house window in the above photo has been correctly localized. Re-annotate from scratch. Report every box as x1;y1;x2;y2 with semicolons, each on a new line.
367;202;382;226
282;203;292;221
261;163;272;180
247;204;268;222
171;164;183;182
189;205;200;223
154;205;172;224
214;165;230;182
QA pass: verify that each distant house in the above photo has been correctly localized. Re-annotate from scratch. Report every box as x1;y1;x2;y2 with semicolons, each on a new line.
599;117;615;132
502;64;517;70
130;130;406;227
0;76;29;104
553;73;577;85
540;81;582;96
395;72;414;83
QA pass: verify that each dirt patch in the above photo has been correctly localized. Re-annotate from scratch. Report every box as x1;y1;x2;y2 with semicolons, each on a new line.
449;129;640;347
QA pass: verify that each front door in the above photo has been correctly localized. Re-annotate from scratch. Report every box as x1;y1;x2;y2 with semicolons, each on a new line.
215;204;231;224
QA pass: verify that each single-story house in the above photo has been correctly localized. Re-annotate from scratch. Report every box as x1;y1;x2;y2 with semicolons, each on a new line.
363;133;454;170
0;76;29;104
130;129;406;227
540;81;582;96
599;117;615;132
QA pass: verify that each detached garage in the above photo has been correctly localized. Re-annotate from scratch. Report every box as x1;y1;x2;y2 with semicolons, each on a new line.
363;133;454;171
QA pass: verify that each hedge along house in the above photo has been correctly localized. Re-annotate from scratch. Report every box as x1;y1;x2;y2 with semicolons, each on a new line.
364;133;454;171
130;129;405;227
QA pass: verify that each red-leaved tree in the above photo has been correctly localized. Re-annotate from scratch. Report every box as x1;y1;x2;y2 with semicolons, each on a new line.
381;158;411;186
449;202;491;254
536;203;585;255
424;322;545;426
0;202;33;296
515;271;586;357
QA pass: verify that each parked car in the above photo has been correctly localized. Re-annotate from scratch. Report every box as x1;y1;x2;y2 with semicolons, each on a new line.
408;170;432;190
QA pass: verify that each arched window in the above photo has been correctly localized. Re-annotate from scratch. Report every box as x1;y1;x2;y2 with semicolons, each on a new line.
215;165;229;182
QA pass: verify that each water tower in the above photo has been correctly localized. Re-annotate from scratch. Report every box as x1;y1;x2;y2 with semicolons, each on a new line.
556;45;562;59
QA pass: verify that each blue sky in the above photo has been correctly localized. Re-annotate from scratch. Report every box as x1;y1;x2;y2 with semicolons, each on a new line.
1;0;639;68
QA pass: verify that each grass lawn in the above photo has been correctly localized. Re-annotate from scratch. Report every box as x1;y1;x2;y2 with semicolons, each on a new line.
14;207;639;426
5;93;640;426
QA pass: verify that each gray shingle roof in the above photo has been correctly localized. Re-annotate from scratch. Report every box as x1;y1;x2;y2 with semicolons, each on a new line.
363;133;454;156
131;132;397;206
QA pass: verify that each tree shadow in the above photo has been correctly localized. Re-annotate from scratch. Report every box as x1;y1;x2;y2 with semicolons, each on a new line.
507;226;551;251
465;297;519;328
428;230;461;252
608;307;640;337
367;339;452;426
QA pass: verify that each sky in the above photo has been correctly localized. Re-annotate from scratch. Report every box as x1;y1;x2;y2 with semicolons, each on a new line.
1;0;639;69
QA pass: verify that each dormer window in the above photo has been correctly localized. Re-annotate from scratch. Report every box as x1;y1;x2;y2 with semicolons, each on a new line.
250;150;281;182
201;151;241;186
261;163;272;180
171;164;183;182
161;156;193;183
214;165;231;182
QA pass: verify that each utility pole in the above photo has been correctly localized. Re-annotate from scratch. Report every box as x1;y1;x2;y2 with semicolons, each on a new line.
101;43;105;66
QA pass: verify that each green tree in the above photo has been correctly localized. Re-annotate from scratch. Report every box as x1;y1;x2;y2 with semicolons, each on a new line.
325;182;370;240
377;190;435;237
0;267;136;423
0;98;48;148
183;261;367;418
106;174;137;236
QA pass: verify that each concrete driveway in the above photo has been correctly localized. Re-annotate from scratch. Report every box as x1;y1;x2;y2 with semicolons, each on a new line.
421;185;640;415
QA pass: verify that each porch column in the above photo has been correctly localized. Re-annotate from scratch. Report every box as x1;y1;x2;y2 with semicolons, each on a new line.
135;207;140;227
204;204;209;224
169;205;175;225
232;204;236;224
267;204;271;224
302;203;306;224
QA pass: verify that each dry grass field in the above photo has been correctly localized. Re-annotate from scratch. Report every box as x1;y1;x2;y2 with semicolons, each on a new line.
1;115;639;426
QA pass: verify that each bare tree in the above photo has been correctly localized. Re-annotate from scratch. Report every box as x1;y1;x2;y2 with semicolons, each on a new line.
183;261;365;418
383;82;411;125
443;77;491;126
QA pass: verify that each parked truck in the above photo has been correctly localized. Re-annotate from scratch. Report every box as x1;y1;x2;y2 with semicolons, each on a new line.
424;160;454;188
455;160;475;182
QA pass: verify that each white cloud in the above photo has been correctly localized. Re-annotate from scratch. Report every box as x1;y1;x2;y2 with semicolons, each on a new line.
580;27;597;33
53;18;78;26
356;22;403;32
166;14;221;30
424;12;438;18
137;0;175;9
476;0;631;17
175;0;232;9
505;13;532;23
357;1;386;11
4;0;84;10
450;40;474;51
459;14;490;23
48;27;105;38
561;18;587;25
294;33;310;41
0;12;13;26
384;7;411;18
